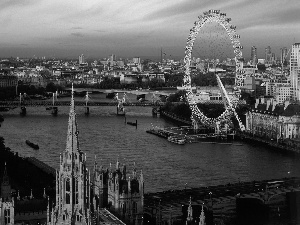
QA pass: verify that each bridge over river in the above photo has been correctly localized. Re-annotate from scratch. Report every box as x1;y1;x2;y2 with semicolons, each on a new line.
0;100;162;108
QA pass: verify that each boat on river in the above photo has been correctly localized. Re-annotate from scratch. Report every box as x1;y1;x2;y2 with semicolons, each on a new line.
127;120;137;126
26;140;39;150
167;136;186;145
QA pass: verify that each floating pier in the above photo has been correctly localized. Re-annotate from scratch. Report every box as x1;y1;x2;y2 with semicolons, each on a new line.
146;126;237;144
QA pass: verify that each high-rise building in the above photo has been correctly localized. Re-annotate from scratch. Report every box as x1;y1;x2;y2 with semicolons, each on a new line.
271;53;276;65
265;46;272;64
250;46;257;65
133;57;141;64
110;54;116;63
290;43;300;101
280;47;288;65
79;54;85;64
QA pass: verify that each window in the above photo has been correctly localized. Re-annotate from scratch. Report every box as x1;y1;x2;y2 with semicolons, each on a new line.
66;179;70;191
75;179;79;204
66;193;70;204
66;179;70;204
4;209;10;224
132;202;137;214
122;203;126;215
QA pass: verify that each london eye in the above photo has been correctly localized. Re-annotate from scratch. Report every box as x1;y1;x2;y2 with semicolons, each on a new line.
183;10;245;131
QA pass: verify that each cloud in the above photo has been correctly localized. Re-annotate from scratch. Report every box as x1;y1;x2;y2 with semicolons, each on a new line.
0;0;298;58
142;1;204;21
70;32;84;38
141;0;245;22
224;0;300;31
71;26;83;30
94;30;106;33
0;0;37;12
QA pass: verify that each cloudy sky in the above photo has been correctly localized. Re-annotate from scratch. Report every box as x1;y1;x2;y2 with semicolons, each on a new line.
0;0;299;60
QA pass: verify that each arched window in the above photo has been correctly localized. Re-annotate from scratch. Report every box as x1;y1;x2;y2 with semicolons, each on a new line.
122;203;126;215
75;179;79;204
132;201;137;214
4;209;10;225
66;179;70;204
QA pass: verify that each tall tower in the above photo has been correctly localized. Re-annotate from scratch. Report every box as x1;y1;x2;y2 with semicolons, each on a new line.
265;46;271;64
105;161;144;225
281;47;288;65
48;85;92;225
79;54;85;64
186;197;193;225
290;43;300;101
250;46;257;65
0;163;14;225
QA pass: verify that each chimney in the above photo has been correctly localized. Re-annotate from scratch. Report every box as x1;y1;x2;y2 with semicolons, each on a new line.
266;99;270;111
284;100;290;110
272;100;277;112
255;98;259;109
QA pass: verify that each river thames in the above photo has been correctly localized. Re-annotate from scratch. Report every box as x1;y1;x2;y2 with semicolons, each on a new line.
1;98;300;193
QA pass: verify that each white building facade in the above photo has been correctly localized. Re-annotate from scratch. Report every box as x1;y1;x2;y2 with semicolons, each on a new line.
290;43;300;101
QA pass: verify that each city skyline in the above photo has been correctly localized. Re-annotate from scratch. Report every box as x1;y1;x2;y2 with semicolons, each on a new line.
0;0;299;60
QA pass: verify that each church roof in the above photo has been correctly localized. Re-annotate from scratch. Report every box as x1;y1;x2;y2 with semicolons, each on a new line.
256;103;267;112
98;209;126;224
252;102;300;117
273;104;285;115
282;104;300;117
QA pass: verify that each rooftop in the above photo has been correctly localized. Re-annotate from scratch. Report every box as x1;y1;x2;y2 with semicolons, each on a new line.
99;209;126;225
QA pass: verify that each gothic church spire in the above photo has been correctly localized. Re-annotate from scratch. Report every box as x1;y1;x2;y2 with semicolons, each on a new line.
65;84;80;154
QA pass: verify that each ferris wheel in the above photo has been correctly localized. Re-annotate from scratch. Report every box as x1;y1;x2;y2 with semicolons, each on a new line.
183;10;245;130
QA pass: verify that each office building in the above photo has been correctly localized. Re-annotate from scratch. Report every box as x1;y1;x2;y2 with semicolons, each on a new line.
280;47;288;65
79;54;85;64
290;43;300;101
265;46;272;64
251;46;257;65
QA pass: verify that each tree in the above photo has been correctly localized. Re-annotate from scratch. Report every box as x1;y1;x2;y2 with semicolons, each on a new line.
149;78;164;89
46;82;57;92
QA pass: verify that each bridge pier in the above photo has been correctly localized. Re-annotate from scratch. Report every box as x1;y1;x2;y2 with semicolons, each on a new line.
85;106;90;115
51;107;58;116
20;106;26;116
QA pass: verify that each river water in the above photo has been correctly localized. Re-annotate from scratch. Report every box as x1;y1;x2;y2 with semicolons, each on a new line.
1;94;300;193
